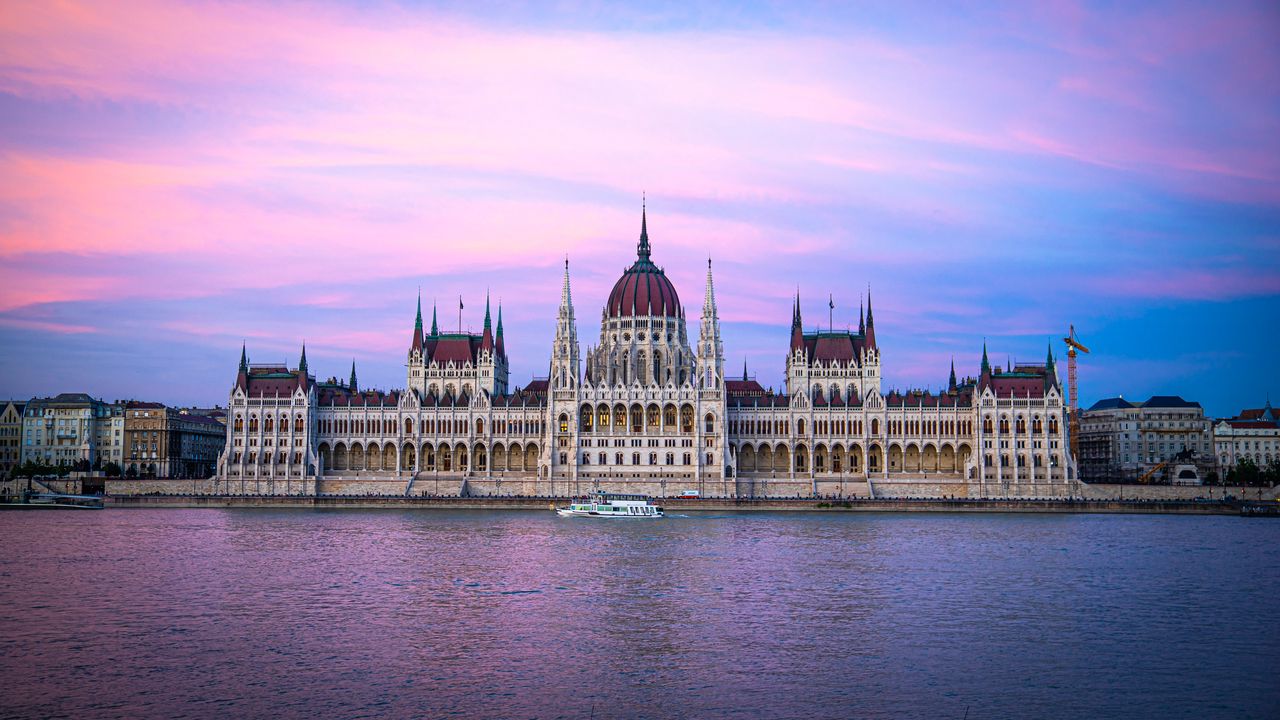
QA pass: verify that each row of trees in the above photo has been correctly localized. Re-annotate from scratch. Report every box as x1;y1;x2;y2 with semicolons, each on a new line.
1224;458;1280;487
7;459;123;479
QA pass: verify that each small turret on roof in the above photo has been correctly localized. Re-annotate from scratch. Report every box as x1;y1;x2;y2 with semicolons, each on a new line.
496;303;505;357
349;360;358;393
297;344;309;391
480;292;494;352
411;291;424;351
790;292;804;352
864;289;876;349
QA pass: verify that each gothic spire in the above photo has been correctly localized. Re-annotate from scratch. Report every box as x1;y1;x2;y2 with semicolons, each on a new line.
496;303;505;357
981;341;991;376
637;195;651;263
743;358;749;382
430;301;439;336
863;288;876;349
349;359;358;392
483;291;492;330
239;342;248;373
859;298;865;335
481;291;494;352
560;258;574;310
299;343;308;374
949;357;957;391
411;291;424;350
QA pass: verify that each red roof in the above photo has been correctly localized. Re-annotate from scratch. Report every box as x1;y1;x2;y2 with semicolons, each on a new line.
427;336;480;365
801;332;866;364
607;268;681;318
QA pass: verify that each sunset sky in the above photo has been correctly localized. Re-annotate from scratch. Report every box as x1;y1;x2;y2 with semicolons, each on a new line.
1;1;1277;416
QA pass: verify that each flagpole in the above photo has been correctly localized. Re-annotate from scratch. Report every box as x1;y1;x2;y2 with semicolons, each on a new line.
458;295;463;333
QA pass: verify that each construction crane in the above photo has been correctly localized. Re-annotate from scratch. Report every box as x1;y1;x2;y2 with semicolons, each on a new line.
1063;325;1090;463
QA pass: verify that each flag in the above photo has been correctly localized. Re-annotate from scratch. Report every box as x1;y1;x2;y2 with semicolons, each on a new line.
459;296;464;310
829;294;834;309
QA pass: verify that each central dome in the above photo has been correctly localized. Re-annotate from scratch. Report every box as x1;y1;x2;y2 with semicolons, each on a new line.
605;207;682;319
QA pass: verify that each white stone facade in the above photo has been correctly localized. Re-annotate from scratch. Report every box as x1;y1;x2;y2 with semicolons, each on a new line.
215;211;1077;498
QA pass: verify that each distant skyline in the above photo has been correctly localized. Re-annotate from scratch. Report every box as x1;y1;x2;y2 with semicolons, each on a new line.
1;1;1277;417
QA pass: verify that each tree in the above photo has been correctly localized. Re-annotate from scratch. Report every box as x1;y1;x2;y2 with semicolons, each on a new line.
103;462;122;478
1228;458;1262;487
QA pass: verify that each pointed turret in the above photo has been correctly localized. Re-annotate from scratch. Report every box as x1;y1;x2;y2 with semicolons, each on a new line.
236;343;248;390
949;357;957;392
411;291;424;350
864;289;877;349
858;299;865;335
297;343;309;391
790;292;804;352
697;257;724;388
496;303;505;357
1044;342;1058;391
551;258;580;390
637;195;652;264
980;341;991;378
480;291;494;352
430;302;439;337
349;359;358;392
743;358;749;382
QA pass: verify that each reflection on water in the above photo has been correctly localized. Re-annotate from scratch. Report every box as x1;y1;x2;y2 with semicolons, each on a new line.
0;510;1277;719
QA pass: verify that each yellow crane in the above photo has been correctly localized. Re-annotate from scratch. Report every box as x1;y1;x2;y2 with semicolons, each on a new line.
1063;325;1090;463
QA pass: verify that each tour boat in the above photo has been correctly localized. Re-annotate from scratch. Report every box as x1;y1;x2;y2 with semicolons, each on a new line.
556;492;664;518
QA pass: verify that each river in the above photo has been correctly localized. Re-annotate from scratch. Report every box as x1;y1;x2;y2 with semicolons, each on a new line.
0;509;1276;719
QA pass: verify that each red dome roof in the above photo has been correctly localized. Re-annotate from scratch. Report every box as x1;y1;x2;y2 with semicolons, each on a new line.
605;207;682;319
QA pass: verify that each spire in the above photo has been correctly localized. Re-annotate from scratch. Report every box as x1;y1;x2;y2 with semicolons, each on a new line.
863;289;876;349
743;358;749;382
496;303;506;357
790;291;804;352
981;341;991;376
949;357;957;391
430;301;439;337
481;291;494;352
297;343;309;391
236;342;249;391
703;257;716;311
561;258;573;309
859;298;865;335
637;195;651;263
411;291;424;350
349;359;358;392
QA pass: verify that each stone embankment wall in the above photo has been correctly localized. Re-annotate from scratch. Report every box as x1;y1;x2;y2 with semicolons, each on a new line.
89;476;1279;503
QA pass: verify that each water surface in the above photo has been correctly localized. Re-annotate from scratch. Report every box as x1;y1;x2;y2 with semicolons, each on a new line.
0;510;1276;719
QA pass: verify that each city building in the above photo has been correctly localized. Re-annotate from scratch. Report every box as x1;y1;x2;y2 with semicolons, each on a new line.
1078;395;1212;482
19;393;124;468
1213;400;1279;473
0;400;25;476
216;208;1078;497
124;402;225;478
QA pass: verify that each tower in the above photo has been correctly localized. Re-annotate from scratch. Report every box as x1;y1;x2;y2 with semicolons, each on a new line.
697;259;725;389
551;259;580;390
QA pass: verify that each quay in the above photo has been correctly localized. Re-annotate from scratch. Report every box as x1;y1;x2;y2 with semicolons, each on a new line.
102;494;1258;515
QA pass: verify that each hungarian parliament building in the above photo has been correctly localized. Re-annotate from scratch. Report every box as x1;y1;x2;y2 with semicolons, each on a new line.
215;208;1078;498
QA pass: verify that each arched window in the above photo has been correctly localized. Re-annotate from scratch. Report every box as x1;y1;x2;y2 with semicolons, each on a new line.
234;416;243;432
249;415;259;433
295;415;304;432
797;418;806;435
559;414;569;434
871;418;880;436
405;417;414;435
705;413;715;434
476;418;485;435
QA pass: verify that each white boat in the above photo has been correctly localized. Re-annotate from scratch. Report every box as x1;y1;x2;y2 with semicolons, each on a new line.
556;492;664;518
